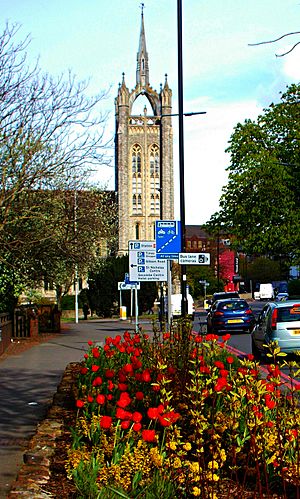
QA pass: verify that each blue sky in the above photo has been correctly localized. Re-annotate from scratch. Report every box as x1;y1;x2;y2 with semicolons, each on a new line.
2;0;300;223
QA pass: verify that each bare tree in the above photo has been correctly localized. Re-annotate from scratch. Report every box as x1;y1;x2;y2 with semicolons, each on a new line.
0;23;115;309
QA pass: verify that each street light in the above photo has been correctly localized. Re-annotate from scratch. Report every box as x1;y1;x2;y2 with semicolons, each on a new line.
158;110;206;324
177;0;207;317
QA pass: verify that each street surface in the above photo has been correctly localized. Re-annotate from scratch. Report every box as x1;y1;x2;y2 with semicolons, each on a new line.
193;301;300;385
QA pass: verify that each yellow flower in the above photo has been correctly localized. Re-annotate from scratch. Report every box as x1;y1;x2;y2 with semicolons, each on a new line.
192;486;201;496
189;461;200;474
173;457;182;468
183;442;192;451
208;460;219;470
168;441;177;451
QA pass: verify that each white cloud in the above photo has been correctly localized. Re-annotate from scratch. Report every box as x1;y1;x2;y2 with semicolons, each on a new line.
282;46;300;80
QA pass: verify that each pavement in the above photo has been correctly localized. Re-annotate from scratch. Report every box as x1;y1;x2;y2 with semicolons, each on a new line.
0;318;154;498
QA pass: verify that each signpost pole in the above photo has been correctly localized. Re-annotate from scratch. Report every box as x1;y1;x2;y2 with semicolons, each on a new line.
167;260;172;328
135;284;139;333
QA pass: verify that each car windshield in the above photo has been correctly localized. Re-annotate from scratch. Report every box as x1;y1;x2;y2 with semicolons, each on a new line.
218;300;248;311
278;305;300;322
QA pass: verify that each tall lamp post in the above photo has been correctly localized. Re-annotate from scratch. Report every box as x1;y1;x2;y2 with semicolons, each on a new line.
159;110;205;324
177;0;206;316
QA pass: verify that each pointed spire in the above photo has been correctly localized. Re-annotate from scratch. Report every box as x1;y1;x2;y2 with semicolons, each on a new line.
136;4;149;87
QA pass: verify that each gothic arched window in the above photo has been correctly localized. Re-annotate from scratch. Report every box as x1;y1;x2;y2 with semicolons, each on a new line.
132;145;141;174
149;144;159;176
149;144;160;214
131;145;142;214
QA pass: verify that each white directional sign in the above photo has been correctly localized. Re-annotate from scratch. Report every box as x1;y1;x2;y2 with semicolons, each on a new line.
178;252;210;265
129;240;167;282
118;282;140;291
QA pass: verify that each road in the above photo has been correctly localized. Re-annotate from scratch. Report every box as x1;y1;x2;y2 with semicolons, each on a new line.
193;301;300;385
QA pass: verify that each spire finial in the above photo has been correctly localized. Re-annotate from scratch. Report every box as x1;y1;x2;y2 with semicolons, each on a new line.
140;3;144;16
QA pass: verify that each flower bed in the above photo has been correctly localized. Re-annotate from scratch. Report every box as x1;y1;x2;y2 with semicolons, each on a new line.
58;322;300;497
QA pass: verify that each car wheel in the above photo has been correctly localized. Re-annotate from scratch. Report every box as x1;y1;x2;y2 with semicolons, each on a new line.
251;338;262;361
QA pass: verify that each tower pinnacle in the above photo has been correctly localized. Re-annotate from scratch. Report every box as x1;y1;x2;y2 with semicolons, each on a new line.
136;5;149;87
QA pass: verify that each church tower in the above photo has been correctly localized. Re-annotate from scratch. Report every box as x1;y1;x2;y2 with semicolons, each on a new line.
115;6;174;255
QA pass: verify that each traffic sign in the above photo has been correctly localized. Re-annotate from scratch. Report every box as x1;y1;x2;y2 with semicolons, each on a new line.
155;220;181;259
178;252;210;265
129;240;167;282
118;282;140;291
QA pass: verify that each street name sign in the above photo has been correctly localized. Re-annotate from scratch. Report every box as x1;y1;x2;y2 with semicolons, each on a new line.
155;220;181;259
178;252;210;265
129;240;167;282
118;282;140;291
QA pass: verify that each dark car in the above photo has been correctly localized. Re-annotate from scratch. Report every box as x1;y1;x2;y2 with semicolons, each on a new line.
208;291;240;307
207;298;255;334
251;300;300;358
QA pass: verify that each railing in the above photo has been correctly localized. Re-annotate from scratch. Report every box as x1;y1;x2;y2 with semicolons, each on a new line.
13;309;30;339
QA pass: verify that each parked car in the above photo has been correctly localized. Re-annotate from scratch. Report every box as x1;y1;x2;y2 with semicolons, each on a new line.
207;298;255;334
251;300;300;358
207;291;240;307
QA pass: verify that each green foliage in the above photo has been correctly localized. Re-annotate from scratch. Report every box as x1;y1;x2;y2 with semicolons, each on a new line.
72;458;101;499
207;83;300;262
187;266;221;298
247;256;281;283
86;256;157;317
61;294;84;310
87;256;129;317
288;279;300;298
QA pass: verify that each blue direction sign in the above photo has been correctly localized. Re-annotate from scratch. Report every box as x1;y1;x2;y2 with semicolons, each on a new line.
155;220;182;259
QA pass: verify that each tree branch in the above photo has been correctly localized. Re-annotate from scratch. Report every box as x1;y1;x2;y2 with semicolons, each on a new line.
249;31;300;57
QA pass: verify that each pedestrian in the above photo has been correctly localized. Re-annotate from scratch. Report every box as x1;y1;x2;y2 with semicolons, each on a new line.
82;303;90;320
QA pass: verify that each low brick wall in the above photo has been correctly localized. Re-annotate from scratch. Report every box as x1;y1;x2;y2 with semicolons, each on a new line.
0;313;12;356
8;362;79;498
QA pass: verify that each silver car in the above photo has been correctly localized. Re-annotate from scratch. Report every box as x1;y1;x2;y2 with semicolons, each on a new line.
251;300;300;358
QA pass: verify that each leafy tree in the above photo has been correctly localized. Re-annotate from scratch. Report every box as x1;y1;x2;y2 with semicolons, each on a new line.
246;257;281;283
86;256;157;318
207;84;300;263
0;24;114;311
288;279;300;297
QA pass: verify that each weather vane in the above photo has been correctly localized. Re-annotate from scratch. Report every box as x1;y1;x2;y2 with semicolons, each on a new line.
140;3;145;15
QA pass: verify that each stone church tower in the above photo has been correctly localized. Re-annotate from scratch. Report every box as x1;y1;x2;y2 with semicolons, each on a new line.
115;7;174;255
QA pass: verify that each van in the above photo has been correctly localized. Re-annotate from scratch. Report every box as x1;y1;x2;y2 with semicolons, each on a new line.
164;293;195;319
259;283;274;300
